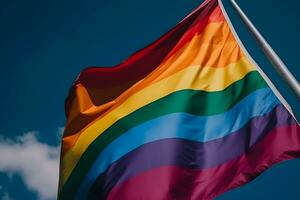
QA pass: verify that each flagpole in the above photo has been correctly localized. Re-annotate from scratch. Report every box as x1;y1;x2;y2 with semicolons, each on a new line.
229;0;300;100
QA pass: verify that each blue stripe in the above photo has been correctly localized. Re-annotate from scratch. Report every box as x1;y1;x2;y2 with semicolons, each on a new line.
76;88;280;199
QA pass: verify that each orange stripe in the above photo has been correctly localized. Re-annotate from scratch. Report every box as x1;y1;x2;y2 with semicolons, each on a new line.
63;7;225;129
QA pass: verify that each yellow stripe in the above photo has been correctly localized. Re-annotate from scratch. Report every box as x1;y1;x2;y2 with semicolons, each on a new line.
62;21;244;154
60;57;255;185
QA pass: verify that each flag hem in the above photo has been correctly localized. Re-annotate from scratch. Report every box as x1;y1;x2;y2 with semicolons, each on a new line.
217;0;298;124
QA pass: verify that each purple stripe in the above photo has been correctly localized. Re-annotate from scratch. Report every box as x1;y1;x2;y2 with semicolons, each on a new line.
88;104;296;199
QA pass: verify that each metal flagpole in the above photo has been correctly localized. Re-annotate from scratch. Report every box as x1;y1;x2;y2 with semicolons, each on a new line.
229;0;300;100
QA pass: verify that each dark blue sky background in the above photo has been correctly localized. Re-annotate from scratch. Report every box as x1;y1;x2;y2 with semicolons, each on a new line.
0;0;299;199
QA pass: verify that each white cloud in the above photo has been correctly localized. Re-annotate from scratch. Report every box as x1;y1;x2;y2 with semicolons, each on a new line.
0;132;60;200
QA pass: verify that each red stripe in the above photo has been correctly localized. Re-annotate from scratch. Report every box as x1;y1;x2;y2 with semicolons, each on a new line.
74;0;222;89
107;124;300;200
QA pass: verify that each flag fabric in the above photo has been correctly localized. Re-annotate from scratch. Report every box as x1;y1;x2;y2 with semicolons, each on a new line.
58;0;300;199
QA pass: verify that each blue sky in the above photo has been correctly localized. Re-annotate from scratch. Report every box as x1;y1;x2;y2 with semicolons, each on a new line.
0;0;299;199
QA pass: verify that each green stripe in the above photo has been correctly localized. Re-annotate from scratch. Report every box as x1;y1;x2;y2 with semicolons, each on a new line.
59;71;268;199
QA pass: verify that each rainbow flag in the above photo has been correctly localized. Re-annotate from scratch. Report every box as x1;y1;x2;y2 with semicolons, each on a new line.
59;0;300;199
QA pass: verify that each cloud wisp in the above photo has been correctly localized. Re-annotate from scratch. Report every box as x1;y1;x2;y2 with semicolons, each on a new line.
0;132;60;200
